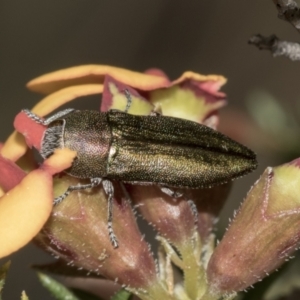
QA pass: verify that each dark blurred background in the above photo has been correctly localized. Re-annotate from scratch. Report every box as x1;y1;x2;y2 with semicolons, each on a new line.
1;0;300;299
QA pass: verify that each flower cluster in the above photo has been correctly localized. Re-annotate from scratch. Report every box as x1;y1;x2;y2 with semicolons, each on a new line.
1;65;300;300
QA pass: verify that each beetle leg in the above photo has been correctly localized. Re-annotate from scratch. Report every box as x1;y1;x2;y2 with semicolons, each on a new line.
150;104;162;116
187;199;199;224
53;178;102;205
123;89;162;116
22;108;74;126
124;89;132;113
161;187;199;223
102;180;119;248
160;187;183;199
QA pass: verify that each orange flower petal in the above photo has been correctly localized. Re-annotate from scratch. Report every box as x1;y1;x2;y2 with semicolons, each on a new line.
42;148;77;175
172;71;227;96
0;154;26;192
31;84;103;116
144;68;169;79
0;131;27;162
27;65;169;95
0;168;53;258
0;148;76;258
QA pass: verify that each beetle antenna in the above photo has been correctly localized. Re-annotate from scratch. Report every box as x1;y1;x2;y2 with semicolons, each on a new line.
22;109;45;125
22;108;75;126
124;89;132;113
43;108;75;125
160;187;183;199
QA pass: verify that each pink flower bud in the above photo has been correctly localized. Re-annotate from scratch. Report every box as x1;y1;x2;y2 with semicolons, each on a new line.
127;185;197;248
207;158;300;294
35;176;157;290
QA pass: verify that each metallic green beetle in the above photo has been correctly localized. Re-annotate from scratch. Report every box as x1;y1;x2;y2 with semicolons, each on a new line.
23;106;257;248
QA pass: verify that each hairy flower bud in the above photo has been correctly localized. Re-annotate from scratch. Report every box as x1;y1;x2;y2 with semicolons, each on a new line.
128;184;231;300
180;183;231;241
127;185;198;248
35;176;157;290
128;183;231;246
207;158;300;294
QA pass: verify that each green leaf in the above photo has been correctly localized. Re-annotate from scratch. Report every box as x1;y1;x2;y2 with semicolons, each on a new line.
21;291;29;300
0;261;11;299
111;289;133;300
37;272;80;300
71;288;104;300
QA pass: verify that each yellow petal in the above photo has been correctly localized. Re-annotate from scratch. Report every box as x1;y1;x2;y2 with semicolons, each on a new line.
0;169;53;258
172;71;227;88
32;84;103;116
27;65;169;95
0;131;27;162
150;86;225;123
42;148;77;175
150;72;227;123
0;148;76;258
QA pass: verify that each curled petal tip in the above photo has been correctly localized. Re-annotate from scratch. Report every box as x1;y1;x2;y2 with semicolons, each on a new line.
42;148;77;175
0;169;53;259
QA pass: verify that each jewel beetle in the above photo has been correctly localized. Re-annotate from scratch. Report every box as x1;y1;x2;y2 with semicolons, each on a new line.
23;101;257;248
